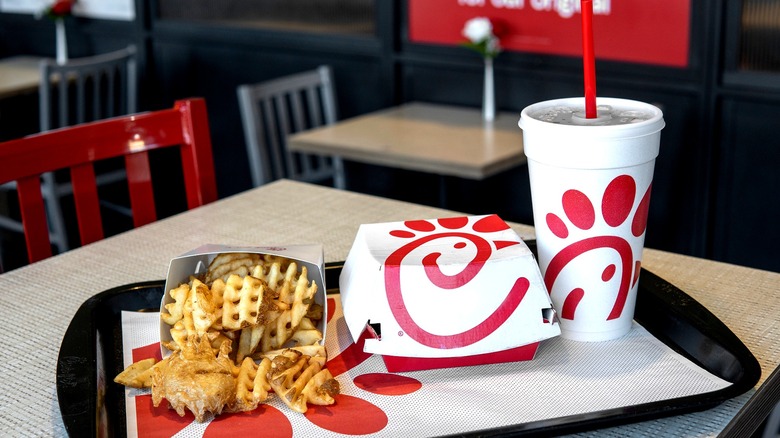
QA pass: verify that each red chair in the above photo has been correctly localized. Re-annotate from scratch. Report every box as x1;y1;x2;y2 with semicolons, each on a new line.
0;98;218;264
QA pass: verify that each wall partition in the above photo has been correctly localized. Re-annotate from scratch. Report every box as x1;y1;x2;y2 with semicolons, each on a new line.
156;0;375;36
712;0;780;271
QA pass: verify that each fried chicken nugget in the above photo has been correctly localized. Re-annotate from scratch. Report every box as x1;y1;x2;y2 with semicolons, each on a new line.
151;336;236;422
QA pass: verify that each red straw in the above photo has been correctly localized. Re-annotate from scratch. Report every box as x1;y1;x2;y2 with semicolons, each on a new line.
581;0;597;118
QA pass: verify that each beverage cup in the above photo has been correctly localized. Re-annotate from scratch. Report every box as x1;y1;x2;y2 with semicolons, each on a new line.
518;97;664;342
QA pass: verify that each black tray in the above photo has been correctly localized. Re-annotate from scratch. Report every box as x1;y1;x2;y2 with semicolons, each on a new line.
57;249;761;437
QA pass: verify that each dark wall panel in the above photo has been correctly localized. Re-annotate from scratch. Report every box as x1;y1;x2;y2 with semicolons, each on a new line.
152;38;387;197
3;0;780;272
402;62;707;256
713;98;780;272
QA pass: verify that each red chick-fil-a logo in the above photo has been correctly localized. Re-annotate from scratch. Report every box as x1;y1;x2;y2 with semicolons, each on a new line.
543;174;651;321
383;215;531;349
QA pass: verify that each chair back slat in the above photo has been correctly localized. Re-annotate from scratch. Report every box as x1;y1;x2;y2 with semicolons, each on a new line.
55;76;68;130
177;99;218;209
237;65;346;189
127;58;138;117
304;84;323;127
106;69;116;118
124;151;157;227
70;163;104;245
262;97;286;182
318;65;338;125
15;177;52;262
92;72;101;121
237;85;273;187
0;98;217;264
76;74;86;124
287;89;315;178
289;89;305;133
273;93;300;180
40;46;138;131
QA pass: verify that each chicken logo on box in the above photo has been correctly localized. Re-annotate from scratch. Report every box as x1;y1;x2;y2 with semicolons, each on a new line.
340;215;559;371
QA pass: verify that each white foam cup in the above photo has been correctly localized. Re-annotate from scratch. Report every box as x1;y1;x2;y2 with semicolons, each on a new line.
518;97;664;341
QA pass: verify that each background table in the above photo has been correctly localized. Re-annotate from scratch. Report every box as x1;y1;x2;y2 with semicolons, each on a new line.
0;180;778;436
288;102;525;180
0;56;41;100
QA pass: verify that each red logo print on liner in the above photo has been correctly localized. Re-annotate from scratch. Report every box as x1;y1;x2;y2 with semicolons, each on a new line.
544;175;651;320
385;215;529;349
129;296;420;436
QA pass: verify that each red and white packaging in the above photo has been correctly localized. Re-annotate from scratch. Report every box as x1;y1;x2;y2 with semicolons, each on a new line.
339;214;560;372
158;244;326;355
520;97;664;342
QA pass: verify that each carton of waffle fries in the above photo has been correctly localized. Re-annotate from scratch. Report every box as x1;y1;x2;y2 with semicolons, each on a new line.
339;214;560;372
113;244;338;423
158;244;327;362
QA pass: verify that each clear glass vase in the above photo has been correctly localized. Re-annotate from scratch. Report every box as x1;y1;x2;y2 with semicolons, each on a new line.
55;18;68;65
482;58;495;122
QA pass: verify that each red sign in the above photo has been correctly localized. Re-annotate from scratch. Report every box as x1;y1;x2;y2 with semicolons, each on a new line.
408;0;690;68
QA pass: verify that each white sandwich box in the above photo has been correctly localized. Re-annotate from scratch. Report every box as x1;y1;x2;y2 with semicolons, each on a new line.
339;214;560;372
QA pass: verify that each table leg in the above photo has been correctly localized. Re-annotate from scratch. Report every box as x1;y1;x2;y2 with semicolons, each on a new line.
438;175;448;208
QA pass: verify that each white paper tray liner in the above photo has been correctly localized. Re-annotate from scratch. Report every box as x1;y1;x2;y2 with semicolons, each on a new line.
121;294;729;438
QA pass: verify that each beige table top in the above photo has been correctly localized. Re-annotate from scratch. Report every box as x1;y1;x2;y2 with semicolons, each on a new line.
288;102;526;179
0;56;42;100
0;180;778;436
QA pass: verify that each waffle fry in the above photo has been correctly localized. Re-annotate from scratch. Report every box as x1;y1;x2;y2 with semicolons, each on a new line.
168;321;187;350
207;328;233;352
204;253;262;284
257;344;326;361
233;356;272;412
290;267;317;327
161;283;189;326
237;325;264;364
221;274;270;331
302;368;339;406
250;260;284;291
191;279;219;336
290;326;323;346
260;265;319;351
267;349;340;414
113;358;157;389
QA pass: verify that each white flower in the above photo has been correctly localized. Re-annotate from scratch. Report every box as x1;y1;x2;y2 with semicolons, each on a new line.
461;17;501;58
463;17;493;44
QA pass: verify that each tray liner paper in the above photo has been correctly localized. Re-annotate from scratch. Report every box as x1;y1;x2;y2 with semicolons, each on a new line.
120;295;730;437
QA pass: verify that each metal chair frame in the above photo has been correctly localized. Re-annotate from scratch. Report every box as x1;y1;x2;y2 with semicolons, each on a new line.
237;65;346;189
0;45;137;254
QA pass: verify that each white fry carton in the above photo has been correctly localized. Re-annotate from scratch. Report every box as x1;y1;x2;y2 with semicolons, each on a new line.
339;215;560;372
159;244;326;356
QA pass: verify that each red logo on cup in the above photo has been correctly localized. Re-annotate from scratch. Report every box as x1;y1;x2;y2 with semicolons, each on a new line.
543;175;651;321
